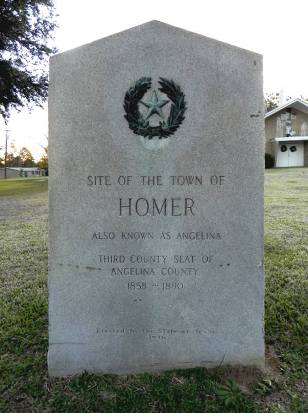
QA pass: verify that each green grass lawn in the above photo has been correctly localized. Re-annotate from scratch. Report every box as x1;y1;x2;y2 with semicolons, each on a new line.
0;177;48;197
0;170;307;413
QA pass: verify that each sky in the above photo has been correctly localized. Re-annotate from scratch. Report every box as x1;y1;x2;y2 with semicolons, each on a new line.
1;0;308;160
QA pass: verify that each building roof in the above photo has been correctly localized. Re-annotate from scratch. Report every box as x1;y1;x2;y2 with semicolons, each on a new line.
265;98;308;119
7;167;42;171
275;136;308;142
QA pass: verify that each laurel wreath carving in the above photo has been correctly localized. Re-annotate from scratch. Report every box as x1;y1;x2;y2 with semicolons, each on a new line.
124;77;187;139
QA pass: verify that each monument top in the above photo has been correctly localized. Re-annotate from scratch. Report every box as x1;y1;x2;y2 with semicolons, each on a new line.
51;20;261;61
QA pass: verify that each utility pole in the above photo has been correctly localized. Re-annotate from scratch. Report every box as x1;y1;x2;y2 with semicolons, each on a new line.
4;130;10;179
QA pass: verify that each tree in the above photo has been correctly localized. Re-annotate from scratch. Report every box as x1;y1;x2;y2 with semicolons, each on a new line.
37;143;48;172
264;92;280;113
0;0;57;121
4;142;18;166
264;92;295;113
19;146;35;167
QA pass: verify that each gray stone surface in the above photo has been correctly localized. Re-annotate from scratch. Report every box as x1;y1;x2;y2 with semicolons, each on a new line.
48;21;264;377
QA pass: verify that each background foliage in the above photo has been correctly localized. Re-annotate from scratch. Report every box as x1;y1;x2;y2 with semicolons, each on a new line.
0;0;56;120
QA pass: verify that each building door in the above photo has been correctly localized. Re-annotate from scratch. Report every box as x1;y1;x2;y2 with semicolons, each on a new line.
276;143;304;167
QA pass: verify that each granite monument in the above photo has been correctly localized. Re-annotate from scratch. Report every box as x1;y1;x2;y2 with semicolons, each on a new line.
48;21;264;376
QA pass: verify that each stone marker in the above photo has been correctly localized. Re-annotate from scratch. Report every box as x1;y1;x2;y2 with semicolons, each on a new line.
48;21;264;376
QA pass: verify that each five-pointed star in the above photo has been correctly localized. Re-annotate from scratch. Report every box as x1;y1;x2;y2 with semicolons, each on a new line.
140;90;169;119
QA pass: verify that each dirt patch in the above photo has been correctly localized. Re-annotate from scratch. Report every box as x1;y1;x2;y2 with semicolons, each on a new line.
208;346;284;393
209;365;263;393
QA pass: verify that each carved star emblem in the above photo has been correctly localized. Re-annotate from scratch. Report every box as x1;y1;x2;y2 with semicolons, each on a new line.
140;90;169;119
